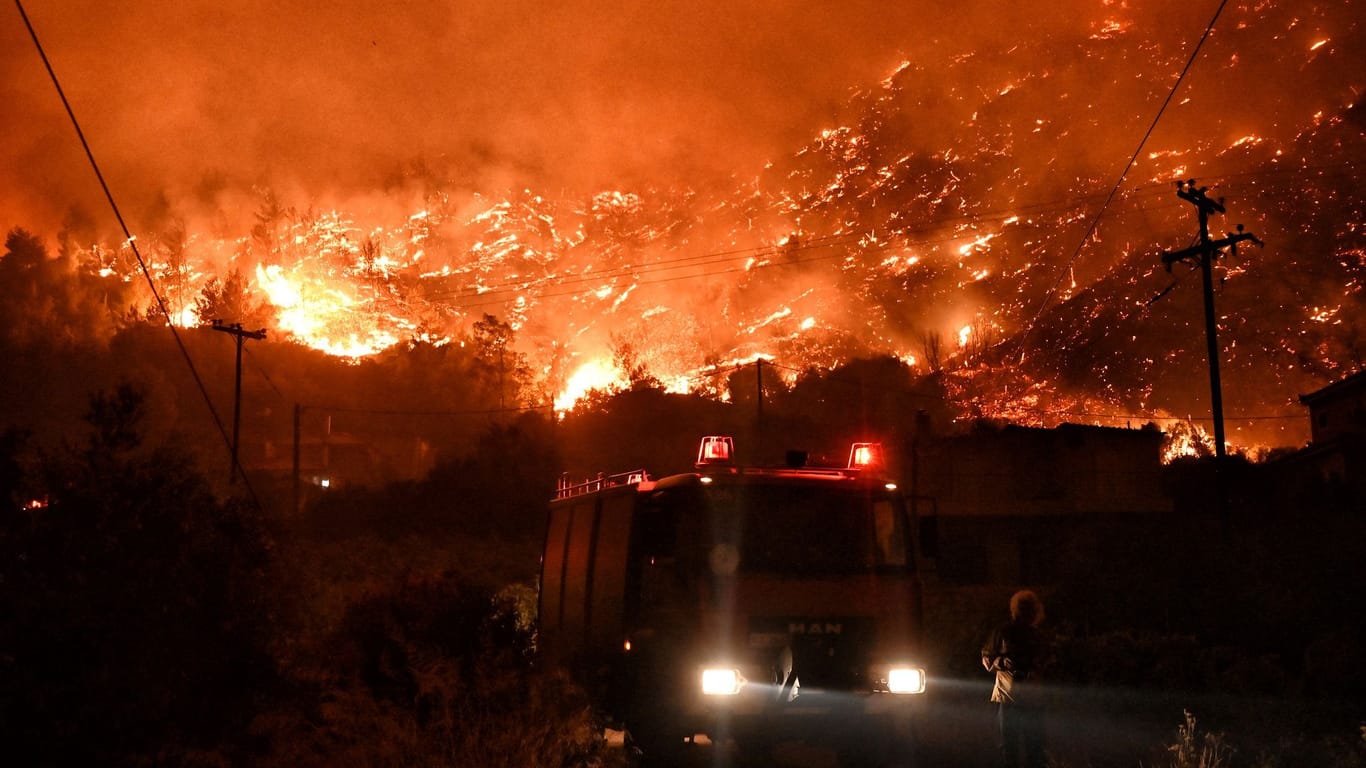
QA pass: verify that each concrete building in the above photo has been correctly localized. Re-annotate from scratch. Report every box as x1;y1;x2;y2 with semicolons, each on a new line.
1300;368;1366;445
1272;369;1366;513
918;422;1172;584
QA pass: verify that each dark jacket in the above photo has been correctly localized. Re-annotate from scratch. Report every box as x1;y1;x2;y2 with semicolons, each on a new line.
981;620;1046;704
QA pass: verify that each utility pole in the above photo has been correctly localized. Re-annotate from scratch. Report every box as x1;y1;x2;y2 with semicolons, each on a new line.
1160;180;1263;461
212;320;267;485
498;346;507;411
751;358;767;463
755;358;764;421
293;403;302;515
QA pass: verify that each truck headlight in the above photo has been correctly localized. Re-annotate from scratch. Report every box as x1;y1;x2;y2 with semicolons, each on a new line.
886;666;926;694
701;667;745;696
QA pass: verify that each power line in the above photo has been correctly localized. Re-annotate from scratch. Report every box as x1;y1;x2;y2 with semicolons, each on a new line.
300;402;551;418
15;0;262;506
981;408;1303;423
421;232;864;303
242;344;288;401
244;334;1306;436
428;199;1112;305
463;248;860;310
662;356;1307;426
768;363;1303;423
416;186;1195;307
1015;0;1235;360
418;160;1345;314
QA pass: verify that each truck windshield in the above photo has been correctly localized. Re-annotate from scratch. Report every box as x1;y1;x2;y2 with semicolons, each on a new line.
705;483;909;575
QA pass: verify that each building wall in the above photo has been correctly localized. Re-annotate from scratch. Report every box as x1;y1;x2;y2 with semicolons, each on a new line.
1289;370;1366;514
916;423;1172;586
1301;369;1366;444
922;423;1171;518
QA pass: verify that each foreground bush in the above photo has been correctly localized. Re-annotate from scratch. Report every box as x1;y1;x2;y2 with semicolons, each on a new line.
1149;710;1366;768
254;573;607;767
0;388;277;766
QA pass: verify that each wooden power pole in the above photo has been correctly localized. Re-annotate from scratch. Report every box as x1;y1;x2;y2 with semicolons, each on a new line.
293;402;302;515
755;358;764;421
212;320;267;484
1161;180;1262;460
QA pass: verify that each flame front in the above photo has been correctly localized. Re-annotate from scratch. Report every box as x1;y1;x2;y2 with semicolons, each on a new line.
38;0;1364;455
556;359;627;413
255;264;401;358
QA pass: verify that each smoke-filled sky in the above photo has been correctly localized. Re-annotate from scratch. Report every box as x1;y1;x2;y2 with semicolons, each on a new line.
4;0;1225;237
4;0;1363;454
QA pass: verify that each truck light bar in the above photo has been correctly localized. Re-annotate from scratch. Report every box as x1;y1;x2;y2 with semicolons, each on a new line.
848;442;883;469
695;436;890;476
696;435;735;466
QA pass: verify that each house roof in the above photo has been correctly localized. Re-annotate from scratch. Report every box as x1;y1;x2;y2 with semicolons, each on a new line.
1299;368;1366;407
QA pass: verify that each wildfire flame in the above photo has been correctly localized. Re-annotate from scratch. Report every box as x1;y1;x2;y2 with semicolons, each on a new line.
555;359;626;413
255;264;402;358
26;0;1362;455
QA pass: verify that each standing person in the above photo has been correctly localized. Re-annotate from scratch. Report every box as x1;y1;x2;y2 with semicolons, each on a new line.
981;590;1049;768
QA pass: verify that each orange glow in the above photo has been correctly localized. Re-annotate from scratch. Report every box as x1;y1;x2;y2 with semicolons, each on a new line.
14;0;1352;457
555;359;625;413
255;264;402;358
1162;420;1215;463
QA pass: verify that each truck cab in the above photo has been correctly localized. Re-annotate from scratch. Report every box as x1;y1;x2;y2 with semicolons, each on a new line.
540;436;929;765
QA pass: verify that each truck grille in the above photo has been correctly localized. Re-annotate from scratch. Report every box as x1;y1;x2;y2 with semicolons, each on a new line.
747;616;875;692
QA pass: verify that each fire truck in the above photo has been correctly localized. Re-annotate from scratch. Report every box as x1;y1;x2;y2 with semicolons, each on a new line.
540;436;933;765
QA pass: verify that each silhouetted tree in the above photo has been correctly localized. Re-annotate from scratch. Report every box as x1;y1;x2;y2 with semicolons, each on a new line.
611;332;662;388
147;219;193;325
195;267;273;329
0;227;119;347
0;428;30;516
471;313;532;407
250;188;293;263
308;414;558;564
917;328;944;373
0;384;277;765
960;320;1002;367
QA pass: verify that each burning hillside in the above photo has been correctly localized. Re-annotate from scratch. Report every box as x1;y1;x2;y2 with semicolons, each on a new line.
6;0;1365;452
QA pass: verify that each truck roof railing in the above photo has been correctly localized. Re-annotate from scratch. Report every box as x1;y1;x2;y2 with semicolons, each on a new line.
555;469;650;499
552;437;891;500
731;466;862;480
